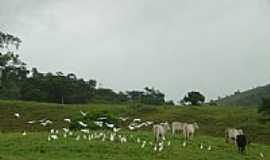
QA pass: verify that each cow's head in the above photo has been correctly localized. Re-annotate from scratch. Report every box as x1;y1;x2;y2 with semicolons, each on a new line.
193;122;199;129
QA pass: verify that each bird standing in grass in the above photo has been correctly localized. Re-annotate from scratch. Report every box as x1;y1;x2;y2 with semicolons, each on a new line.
14;113;20;118
182;141;187;147
78;121;87;127
64;118;71;123
141;141;146;148
200;144;204;150
259;152;264;159
80;111;88;117
154;145;157;152
22;131;27;136
158;141;164;152
137;138;141;144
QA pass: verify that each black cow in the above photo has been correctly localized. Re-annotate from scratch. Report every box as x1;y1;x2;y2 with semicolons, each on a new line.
236;134;247;154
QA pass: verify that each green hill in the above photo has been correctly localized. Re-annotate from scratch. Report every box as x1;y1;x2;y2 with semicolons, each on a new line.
216;84;270;106
0;100;269;144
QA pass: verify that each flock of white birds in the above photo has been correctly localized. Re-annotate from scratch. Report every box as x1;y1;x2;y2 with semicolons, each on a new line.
12;112;265;158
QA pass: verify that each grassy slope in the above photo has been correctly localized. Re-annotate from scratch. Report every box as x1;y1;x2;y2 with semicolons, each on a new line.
216;84;270;106
0;100;269;144
0;100;270;160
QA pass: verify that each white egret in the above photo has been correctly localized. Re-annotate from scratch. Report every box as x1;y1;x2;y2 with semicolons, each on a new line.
63;128;69;133
78;121;87;127
113;128;121;133
26;120;36;124
50;129;55;134
80;111;88;117
200;144;204;150
182;141;187;147
128;125;135;131
22;131;27;136
259;152;264;158
105;123;114;128
97;117;107;121
81;129;90;134
51;135;58;140
14;113;20;118
119;117;129;122
133;118;141;123
154;145;157;152
141;141;146;148
94;121;103;127
137;138;141;144
64;118;71;123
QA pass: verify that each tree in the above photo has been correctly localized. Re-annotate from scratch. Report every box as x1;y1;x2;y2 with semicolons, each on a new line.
0;31;21;50
126;87;165;105
181;91;205;106
0;31;27;99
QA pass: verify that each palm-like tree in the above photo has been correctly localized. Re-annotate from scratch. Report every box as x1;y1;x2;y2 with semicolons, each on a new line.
0;31;22;50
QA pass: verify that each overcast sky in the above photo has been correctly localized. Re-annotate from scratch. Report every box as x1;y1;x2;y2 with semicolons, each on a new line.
1;0;270;101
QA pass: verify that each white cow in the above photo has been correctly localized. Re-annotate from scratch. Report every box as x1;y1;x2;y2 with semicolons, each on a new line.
183;122;199;140
225;128;244;143
153;123;170;142
172;122;187;136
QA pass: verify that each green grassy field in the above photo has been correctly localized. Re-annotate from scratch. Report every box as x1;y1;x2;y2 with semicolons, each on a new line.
0;100;269;160
0;131;269;160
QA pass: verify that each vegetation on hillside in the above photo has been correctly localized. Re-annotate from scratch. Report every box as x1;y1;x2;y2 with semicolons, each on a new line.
215;84;270;106
258;96;270;121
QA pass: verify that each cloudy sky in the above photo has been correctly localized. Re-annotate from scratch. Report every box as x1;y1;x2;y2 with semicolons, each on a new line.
1;0;270;101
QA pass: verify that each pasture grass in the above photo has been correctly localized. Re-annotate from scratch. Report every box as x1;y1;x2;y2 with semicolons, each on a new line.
0;100;269;144
0;131;269;160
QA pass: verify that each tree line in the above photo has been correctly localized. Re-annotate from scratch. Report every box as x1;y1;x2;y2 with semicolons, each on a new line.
0;31;207;106
0;31;170;105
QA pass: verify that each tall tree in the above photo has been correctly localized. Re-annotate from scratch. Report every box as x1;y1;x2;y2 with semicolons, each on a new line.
0;31;27;99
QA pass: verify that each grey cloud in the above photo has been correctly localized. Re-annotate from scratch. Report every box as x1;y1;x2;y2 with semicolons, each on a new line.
1;0;270;101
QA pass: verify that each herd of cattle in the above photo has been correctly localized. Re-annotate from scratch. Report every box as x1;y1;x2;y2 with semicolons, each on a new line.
153;121;248;153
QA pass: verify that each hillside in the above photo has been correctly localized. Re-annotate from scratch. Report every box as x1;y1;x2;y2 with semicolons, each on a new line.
0;100;269;144
216;84;270;106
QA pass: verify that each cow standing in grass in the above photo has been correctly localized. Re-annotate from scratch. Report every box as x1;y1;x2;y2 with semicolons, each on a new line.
225;128;244;144
153;123;170;142
183;122;199;140
172;122;187;137
236;134;247;154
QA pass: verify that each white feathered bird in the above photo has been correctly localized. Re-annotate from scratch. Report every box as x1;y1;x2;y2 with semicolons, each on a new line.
80;111;88;117
64;118;71;123
14;113;20;118
78;121;88;127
